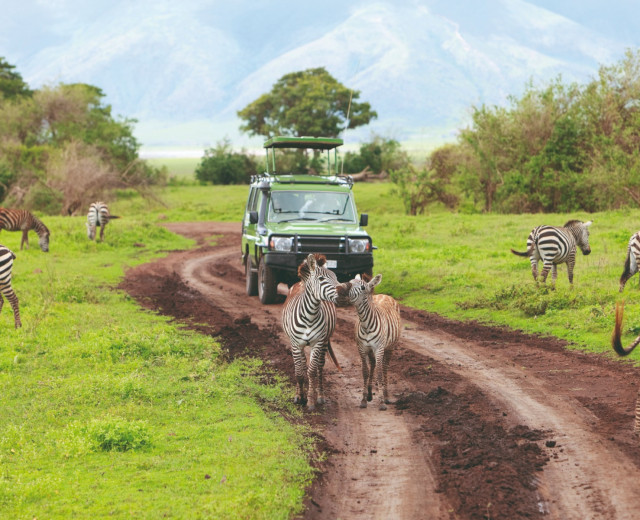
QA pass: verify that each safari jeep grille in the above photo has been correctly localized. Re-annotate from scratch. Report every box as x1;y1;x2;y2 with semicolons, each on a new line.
295;235;344;254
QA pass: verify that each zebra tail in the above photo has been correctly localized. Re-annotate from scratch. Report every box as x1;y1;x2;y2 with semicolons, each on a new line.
510;248;532;257
612;301;640;356
107;215;121;220
327;340;342;373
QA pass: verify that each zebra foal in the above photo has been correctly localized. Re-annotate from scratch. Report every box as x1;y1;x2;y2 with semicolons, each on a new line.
619;231;640;292
337;273;401;410
0;245;21;328
0;208;50;252
510;219;592;287
87;202;119;241
612;301;640;433
282;254;341;411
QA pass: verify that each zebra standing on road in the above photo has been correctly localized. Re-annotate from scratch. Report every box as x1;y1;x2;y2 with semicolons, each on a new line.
0;245;21;328
0;208;50;252
282;254;341;411
87;202;119;241
619;231;640;292
510;219;592;287
337;273;401;410
612;301;640;433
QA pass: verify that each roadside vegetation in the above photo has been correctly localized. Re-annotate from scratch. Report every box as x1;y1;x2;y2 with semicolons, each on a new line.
0;213;313;519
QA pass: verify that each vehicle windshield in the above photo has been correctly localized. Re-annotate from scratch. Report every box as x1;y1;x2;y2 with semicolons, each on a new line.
268;191;356;223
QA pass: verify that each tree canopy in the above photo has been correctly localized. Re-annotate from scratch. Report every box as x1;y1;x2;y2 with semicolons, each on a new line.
237;67;377;139
0;57;32;100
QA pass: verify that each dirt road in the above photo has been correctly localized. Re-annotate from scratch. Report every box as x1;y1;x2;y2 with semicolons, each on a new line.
120;222;640;519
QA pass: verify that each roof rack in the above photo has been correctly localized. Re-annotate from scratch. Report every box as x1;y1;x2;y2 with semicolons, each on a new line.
250;173;354;188
263;136;343;150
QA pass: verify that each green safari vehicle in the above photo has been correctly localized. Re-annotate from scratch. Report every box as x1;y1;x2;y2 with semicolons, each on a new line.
241;136;374;304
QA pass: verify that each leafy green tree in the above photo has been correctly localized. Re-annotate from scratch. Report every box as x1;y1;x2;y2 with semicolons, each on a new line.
238;67;377;138
342;135;409;174
0;57;32;99
196;139;257;185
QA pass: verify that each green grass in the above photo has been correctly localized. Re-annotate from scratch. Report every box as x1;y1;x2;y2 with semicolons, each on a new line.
147;156;201;179
0;215;313;519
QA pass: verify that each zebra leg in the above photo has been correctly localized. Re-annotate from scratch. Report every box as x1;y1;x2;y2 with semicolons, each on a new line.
20;230;28;250
306;348;321;411
100;224;105;242
567;258;576;285
529;257;538;281
635;388;640;435
551;264;558;289
381;348;392;405
539;262;552;284
367;349;376;403
359;347;371;408
375;348;388;410
315;346;327;406
619;252;637;292
7;289;21;329
291;345;307;406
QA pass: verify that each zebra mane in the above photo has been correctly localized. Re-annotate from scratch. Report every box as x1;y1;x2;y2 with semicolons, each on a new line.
361;272;372;283
297;254;328;280
563;219;583;228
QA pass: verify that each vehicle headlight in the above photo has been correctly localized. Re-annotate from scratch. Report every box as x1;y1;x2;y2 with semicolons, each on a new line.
348;238;369;253
271;236;293;252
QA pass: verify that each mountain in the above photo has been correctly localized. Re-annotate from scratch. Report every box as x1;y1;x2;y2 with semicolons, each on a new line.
1;0;639;151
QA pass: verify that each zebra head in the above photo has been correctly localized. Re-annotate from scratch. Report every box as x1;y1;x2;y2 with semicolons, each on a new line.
39;228;50;252
299;254;339;304
341;273;383;308
565;220;592;256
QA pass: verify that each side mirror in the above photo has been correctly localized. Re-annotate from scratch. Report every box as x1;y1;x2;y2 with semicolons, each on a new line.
249;211;258;224
359;213;368;227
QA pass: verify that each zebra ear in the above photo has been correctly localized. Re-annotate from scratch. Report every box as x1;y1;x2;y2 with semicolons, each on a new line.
307;254;317;271
584;220;593;227
355;274;361;280
369;274;382;288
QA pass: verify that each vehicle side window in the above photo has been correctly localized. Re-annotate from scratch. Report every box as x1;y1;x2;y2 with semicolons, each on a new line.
247;188;257;213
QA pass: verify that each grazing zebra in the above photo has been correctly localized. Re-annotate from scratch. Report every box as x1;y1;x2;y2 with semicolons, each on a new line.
510;219;592;287
0;208;50;252
612;301;640;433
0;245;21;328
86;202;119;241
619;232;640;292
282;254;341;411
337;273;401;410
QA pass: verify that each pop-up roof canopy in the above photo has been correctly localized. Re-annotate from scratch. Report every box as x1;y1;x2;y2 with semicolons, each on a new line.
263;136;343;150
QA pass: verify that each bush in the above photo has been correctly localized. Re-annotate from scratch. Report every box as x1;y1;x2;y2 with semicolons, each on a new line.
196;139;257;185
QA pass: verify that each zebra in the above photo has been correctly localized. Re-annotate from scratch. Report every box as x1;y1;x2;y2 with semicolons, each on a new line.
0;208;50;252
282;253;341;411
612;301;640;433
87;202;119;241
0;245;21;328
337;273;401;410
510;220;592;287
619;232;640;292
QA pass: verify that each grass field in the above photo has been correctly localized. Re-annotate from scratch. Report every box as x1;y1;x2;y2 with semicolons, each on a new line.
3;176;640;518
0;214;313;519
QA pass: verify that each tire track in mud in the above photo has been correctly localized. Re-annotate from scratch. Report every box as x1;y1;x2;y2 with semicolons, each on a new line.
121;222;640;520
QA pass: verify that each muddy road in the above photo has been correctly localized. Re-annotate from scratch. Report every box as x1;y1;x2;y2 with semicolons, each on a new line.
121;222;640;520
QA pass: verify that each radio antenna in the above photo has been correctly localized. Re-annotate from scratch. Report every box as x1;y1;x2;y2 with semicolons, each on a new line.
341;59;361;174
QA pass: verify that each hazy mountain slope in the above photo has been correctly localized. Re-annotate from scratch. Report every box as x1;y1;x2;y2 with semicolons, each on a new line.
1;0;637;147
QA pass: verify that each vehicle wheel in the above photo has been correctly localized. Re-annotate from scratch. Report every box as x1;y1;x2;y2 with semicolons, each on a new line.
258;257;278;304
246;257;258;296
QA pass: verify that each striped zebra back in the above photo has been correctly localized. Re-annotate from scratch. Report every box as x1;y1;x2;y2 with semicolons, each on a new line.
531;220;592;264
0;244;21;328
0;208;50;252
87;202;110;240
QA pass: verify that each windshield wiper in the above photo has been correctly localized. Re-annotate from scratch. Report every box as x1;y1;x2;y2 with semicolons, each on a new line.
319;218;353;222
276;217;317;223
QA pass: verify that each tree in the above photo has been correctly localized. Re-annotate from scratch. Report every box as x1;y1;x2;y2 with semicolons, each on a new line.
196;139;258;185
342;135;410;175
0;57;32;100
237;67;377;138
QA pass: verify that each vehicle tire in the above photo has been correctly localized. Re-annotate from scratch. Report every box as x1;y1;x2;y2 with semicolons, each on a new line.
246;256;258;296
258;257;278;304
